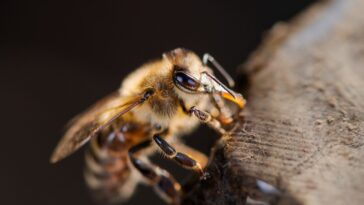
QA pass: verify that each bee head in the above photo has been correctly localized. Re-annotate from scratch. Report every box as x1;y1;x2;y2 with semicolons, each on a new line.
163;48;245;108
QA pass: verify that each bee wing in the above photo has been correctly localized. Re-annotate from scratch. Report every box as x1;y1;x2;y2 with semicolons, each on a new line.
50;92;144;163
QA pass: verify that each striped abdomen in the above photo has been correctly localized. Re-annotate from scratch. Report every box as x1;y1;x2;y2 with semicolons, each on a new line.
84;123;148;203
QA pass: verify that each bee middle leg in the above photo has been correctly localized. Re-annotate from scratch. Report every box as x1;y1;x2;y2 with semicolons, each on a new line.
174;143;208;169
153;134;206;179
128;140;181;204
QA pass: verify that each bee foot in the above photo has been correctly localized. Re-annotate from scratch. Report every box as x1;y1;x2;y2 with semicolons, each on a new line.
200;171;211;181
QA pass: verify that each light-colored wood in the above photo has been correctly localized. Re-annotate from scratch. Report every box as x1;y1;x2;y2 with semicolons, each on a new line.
184;0;364;204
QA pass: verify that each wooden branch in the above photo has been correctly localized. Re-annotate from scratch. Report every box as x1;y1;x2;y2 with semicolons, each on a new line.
183;0;364;204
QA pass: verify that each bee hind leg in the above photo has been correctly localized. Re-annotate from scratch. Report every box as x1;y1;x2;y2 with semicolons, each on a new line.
128;140;182;204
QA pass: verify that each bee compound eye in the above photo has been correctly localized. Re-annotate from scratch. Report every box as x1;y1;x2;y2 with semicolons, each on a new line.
173;71;200;91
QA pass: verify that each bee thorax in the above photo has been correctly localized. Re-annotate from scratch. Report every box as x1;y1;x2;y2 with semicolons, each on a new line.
149;95;178;118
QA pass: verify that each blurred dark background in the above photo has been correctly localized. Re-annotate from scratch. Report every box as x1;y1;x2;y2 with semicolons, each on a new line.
0;0;315;204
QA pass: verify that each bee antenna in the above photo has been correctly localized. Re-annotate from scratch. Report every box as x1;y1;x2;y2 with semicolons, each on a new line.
202;53;235;87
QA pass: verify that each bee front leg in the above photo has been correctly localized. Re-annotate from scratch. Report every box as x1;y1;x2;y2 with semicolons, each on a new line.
212;93;234;124
153;134;206;179
128;140;181;204
189;106;227;135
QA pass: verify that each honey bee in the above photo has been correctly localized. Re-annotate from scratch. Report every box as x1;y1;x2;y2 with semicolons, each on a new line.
50;48;246;204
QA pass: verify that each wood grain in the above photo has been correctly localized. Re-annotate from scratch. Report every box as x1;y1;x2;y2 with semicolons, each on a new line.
184;0;364;204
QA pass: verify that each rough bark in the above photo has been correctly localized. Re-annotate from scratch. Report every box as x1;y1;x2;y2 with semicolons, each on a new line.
183;0;364;204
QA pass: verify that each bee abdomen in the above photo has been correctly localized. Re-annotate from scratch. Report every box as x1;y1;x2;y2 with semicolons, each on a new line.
84;132;137;203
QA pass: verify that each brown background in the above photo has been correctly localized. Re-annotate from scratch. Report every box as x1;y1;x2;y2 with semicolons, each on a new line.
0;1;315;204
